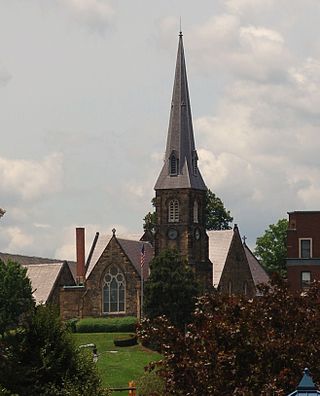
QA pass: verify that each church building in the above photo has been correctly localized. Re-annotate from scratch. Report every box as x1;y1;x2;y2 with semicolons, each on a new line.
0;33;268;320
58;32;265;320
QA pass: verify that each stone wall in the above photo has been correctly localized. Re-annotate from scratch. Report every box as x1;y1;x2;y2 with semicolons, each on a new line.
155;188;211;290
83;237;140;317
48;262;76;308
219;229;256;298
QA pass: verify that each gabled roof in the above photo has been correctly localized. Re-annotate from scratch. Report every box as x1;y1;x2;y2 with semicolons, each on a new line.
86;233;112;278
0;252;61;266
86;233;154;280
24;262;65;304
0;252;77;281
154;33;206;191
207;229;234;287
243;243;269;287
117;238;153;279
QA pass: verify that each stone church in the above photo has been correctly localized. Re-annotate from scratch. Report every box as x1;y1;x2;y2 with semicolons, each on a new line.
58;32;267;320
0;33;268;319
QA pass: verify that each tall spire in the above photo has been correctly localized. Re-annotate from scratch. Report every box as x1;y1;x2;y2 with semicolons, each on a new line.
155;33;207;191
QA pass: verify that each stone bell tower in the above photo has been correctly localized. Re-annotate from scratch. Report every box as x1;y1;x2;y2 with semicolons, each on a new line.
154;32;211;289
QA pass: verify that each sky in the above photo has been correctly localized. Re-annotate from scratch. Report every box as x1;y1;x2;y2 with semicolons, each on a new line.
1;0;320;260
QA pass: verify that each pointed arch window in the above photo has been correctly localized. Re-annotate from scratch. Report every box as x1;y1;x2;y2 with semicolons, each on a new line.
169;153;179;176
103;266;125;313
193;200;199;223
168;199;179;223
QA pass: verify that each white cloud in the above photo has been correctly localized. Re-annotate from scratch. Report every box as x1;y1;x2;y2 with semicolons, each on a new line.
54;223;130;260
0;62;11;87
225;0;275;14
188;15;290;82
0;153;63;201
4;226;34;252
58;0;115;34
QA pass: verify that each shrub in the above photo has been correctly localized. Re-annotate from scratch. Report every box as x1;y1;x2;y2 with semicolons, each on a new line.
76;316;137;333
65;318;78;333
136;370;166;396
113;334;137;347
0;305;108;396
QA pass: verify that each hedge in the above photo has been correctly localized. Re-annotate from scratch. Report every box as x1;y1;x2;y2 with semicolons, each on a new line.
75;316;138;333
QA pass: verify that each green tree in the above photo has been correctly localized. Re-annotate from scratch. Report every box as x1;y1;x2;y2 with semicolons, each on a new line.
0;259;34;336
143;198;157;235
139;278;320;395
0;305;110;396
254;218;288;276
143;249;199;328
205;189;233;230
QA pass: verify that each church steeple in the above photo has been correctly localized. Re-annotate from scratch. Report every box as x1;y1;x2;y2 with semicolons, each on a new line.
155;32;207;191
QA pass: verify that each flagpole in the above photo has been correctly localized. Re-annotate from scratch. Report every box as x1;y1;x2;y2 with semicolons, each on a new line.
141;269;144;319
140;244;145;320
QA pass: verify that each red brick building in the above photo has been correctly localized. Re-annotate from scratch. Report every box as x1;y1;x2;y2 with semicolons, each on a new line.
287;211;320;291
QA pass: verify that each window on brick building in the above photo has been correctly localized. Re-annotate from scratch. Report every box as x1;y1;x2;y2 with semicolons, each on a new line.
300;239;312;258
168;199;179;222
103;266;125;313
301;271;311;289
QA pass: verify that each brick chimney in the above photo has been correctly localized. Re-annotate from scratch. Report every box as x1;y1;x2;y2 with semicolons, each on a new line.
76;227;85;285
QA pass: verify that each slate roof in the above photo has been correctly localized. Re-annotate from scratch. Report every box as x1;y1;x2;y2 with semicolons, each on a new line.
207;229;234;287
154;33;206;191
86;234;154;280
0;252;77;281
243;244;269;287
0;252;61;266
24;262;65;304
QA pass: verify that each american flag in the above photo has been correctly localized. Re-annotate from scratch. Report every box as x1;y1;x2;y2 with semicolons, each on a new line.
140;244;145;268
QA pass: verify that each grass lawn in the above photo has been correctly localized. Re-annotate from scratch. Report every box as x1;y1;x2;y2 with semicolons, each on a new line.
72;333;161;395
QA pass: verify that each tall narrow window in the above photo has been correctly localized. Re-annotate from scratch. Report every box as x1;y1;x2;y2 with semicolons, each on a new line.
192;151;198;175
228;281;232;296
170;154;179;175
300;239;312;258
168;199;179;222
103;266;125;313
193;200;199;223
243;281;248;296
301;271;311;289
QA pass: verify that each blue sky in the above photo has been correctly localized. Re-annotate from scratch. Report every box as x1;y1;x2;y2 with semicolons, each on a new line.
1;0;320;259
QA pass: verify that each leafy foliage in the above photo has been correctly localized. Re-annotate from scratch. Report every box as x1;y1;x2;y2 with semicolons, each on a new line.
254;218;288;276
205;189;233;230
143;198;157;235
0;259;34;336
139;278;320;395
136;369;166;396
0;305;109;396
143;249;199;329
143;211;157;235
